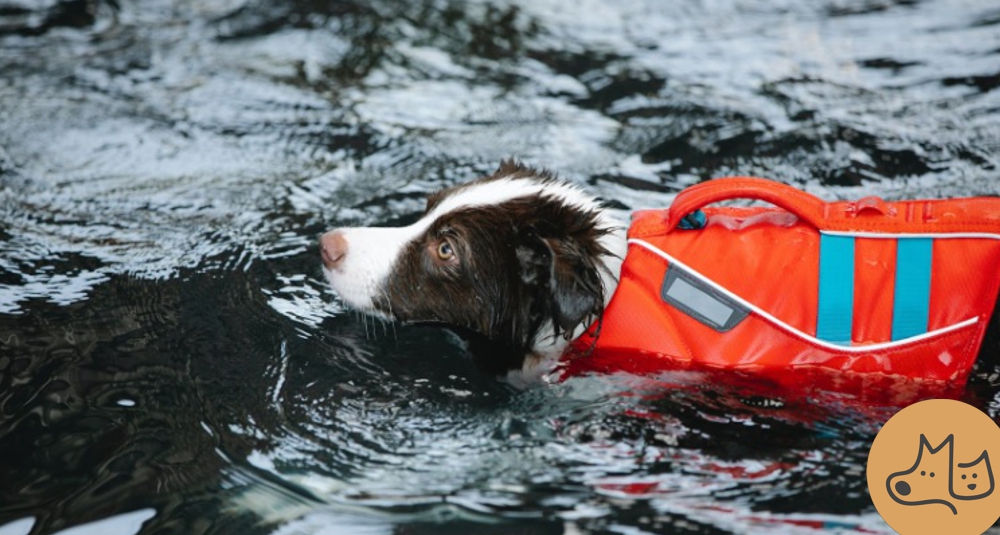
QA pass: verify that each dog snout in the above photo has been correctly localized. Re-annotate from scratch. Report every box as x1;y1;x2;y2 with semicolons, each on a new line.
320;230;348;270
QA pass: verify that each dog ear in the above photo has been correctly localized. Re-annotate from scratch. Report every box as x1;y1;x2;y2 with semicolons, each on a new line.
517;228;604;338
542;237;604;336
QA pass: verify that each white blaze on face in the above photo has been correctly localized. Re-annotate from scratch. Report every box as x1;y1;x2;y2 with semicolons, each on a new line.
321;225;421;317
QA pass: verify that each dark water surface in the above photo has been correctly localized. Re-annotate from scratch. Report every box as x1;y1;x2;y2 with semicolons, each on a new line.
2;0;1000;533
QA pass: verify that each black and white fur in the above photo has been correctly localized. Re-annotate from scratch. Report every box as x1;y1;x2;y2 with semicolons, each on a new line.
320;161;626;384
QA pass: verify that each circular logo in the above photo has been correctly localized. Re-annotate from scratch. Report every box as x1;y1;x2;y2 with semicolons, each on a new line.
868;399;1000;535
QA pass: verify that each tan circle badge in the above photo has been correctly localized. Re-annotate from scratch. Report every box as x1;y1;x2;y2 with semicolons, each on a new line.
868;399;1000;535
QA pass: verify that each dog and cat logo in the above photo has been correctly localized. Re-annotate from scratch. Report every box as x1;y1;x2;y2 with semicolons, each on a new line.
886;433;993;514
868;399;1000;535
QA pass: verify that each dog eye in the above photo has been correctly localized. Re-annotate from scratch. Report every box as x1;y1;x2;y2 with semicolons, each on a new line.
436;240;456;261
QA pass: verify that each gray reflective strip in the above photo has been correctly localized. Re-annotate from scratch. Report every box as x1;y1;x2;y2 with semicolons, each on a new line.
665;278;736;326
661;265;750;332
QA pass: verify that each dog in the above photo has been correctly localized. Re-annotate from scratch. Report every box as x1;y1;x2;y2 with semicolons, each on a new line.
319;161;627;384
320;161;1000;387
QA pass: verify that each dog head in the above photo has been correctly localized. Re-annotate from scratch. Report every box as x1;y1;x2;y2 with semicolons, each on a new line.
886;434;957;514
320;161;625;378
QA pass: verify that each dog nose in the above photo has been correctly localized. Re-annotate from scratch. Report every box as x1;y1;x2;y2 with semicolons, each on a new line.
894;480;911;496
320;230;348;269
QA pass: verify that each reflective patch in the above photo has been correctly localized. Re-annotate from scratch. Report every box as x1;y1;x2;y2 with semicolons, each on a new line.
661;265;750;332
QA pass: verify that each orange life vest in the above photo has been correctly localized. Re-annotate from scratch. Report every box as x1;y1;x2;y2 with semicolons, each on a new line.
566;177;1000;388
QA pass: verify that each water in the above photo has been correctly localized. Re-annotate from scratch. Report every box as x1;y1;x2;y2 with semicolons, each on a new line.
1;0;1000;533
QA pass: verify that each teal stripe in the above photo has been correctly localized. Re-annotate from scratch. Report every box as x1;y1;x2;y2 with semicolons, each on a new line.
892;238;933;340
817;235;855;344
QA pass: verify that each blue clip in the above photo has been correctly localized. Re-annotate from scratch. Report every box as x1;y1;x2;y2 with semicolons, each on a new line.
678;210;707;230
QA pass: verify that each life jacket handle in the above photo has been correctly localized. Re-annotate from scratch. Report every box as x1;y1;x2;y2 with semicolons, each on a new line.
666;177;827;231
